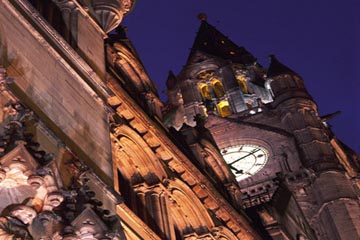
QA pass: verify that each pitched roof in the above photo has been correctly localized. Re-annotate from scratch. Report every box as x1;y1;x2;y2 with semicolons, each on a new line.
266;55;300;78
187;20;256;65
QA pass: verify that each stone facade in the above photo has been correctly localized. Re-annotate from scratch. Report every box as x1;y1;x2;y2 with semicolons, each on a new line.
0;1;359;240
165;20;360;240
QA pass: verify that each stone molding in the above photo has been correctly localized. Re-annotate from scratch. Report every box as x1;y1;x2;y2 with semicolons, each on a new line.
107;77;262;239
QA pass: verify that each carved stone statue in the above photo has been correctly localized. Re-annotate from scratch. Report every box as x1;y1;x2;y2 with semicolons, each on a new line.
0;205;37;239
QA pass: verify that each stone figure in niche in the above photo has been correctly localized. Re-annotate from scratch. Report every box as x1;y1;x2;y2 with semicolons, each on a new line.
0;204;37;239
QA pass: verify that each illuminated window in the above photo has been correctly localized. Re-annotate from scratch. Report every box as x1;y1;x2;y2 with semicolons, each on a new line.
217;101;232;117
211;78;225;98
236;75;248;93
196;70;215;80
198;83;212;100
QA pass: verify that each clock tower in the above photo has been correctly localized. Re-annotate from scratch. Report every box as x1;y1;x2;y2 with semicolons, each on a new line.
164;19;360;240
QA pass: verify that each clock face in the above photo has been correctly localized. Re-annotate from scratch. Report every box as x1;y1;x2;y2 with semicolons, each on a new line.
221;145;269;181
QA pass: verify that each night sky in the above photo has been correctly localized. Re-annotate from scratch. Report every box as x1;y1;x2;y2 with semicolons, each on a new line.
122;0;360;153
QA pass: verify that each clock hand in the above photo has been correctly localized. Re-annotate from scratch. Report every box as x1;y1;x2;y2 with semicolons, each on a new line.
228;165;243;174
227;148;261;166
229;165;252;176
254;163;264;166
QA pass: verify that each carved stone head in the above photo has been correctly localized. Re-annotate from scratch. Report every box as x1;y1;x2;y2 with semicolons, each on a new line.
9;205;37;225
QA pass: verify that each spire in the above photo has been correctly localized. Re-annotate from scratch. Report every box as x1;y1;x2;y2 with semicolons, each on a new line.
266;55;300;78
197;13;207;21
187;20;256;65
166;71;178;90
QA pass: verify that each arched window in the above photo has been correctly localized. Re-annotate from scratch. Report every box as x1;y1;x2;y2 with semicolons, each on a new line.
198;83;212;100
167;179;215;237
217;101;232;117
112;125;168;186
236;75;248;93
211;78;225;98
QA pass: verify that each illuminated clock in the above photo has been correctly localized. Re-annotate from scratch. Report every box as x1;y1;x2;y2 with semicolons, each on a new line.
221;145;269;181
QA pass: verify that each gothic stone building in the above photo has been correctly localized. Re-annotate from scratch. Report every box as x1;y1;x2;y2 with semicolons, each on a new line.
0;1;359;239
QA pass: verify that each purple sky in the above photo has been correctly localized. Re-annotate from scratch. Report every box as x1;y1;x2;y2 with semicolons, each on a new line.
122;0;360;153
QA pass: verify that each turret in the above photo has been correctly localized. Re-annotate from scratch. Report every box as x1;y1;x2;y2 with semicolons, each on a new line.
265;55;310;106
266;55;341;171
266;56;360;239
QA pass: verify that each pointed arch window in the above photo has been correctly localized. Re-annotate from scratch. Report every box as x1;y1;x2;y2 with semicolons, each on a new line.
198;79;233;118
236;75;248;94
198;83;212;100
211;78;225;98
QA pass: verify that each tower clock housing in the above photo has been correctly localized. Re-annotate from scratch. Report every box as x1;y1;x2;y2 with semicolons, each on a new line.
164;19;360;240
221;145;269;181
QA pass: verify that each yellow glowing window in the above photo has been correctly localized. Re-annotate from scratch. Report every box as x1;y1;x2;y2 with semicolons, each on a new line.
198;83;212;100
211;78;225;98
196;70;215;80
236;75;248;94
217;101;232;117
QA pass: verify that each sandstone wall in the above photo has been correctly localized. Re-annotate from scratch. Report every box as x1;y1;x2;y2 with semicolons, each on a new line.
0;1;112;184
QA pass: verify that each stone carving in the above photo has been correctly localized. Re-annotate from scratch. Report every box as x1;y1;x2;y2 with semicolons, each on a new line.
52;171;123;239
0;204;37;239
91;0;135;32
0;132;121;239
0;90;65;238
0;69;123;238
0;142;65;238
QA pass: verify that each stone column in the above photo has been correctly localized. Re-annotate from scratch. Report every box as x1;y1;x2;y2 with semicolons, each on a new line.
134;183;175;240
53;0;79;44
